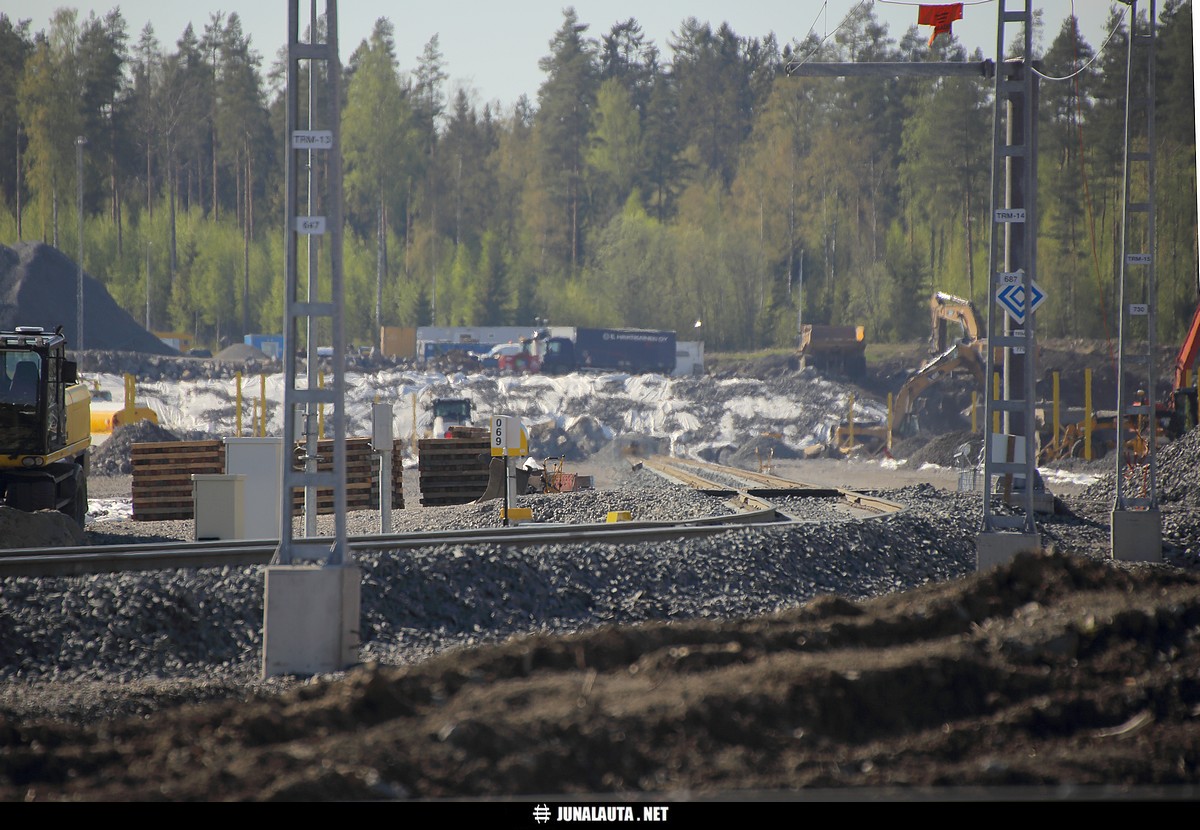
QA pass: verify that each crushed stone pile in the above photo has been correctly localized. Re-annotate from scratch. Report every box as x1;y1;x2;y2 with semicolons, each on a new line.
896;429;978;468
1079;426;1200;506
727;433;805;468
214;343;272;363
0;241;176;355
90;421;182;477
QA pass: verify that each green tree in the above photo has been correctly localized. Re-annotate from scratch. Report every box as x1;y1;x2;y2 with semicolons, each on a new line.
585;78;643;224
535;7;600;270
17;8;85;246
0;15;34;234
342;19;418;330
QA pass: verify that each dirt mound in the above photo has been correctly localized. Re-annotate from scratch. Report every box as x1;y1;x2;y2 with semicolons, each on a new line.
0;242;176;355
0;506;87;549
90;421;181;476
3;549;1198;800
214;343;272;363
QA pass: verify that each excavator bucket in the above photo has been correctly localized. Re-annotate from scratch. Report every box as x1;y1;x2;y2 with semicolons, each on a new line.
473;457;531;503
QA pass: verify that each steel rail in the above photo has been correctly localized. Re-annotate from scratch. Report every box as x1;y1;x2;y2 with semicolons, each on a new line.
0;508;787;578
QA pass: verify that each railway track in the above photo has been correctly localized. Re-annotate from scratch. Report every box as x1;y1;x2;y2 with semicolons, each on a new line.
1;458;903;578
0;508;785;578
641;455;905;519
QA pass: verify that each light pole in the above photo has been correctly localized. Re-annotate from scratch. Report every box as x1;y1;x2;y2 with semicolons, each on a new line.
76;136;87;350
145;241;152;331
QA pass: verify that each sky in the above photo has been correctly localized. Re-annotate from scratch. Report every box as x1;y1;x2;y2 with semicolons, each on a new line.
5;1;1123;112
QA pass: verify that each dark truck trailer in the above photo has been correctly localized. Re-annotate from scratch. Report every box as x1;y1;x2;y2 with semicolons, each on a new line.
541;327;676;374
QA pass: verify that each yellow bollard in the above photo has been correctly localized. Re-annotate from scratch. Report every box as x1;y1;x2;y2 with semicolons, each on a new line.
235;371;243;437
886;392;893;453
847;394;855;451
502;507;534;524
318;370;325;438
1084;367;1093;461
971;391;978;433
993;373;1001;435
1053;371;1061;449
123;373;136;419
259;374;267;437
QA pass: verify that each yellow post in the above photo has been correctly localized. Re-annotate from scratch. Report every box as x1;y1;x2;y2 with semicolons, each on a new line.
886;392;894;452
235;371;243;437
1052;371;1061;448
259;374;267;437
971;391;978;433
993;373;1001;434
318;370;325;438
847;394;855;450
123;373;136;418
411;391;418;445
1084;367;1093;461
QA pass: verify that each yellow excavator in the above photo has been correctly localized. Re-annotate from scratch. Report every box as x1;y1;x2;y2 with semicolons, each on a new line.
929;291;984;356
0;326;92;526
833;342;986;455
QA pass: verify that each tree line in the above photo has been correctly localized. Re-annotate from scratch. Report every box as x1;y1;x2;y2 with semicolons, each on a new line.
0;2;1195;353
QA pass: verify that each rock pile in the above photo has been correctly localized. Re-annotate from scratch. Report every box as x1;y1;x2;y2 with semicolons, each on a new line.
0;242;175;354
90;421;182;477
1078;426;1200;505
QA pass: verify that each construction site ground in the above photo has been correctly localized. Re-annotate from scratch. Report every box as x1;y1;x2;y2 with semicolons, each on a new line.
3;336;1199;803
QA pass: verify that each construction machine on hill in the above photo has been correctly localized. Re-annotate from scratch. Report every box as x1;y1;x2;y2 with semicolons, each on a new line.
797;324;867;378
0;326;91;526
1166;299;1200;437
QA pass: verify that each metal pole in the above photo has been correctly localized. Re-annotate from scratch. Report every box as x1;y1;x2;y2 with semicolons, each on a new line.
304;0;320;537
145;242;151;330
76;136;87;350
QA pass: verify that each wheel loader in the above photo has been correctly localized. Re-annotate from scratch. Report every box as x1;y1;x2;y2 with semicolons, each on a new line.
0;326;92;527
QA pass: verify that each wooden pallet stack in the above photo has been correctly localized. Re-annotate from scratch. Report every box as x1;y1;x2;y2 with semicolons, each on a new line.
131;440;225;521
131;436;404;520
289;437;377;513
417;427;491;506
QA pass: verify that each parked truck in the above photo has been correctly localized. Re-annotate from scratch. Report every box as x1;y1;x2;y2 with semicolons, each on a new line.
497;327;677;375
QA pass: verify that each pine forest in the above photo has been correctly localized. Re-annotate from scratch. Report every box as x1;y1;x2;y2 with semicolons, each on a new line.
0;2;1195;352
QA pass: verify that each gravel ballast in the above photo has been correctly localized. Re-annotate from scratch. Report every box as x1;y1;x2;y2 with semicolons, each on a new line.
3;472;993;723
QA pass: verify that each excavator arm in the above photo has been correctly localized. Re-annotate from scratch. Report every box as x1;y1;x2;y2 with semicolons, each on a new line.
1174;301;1200;392
894;342;986;432
930;292;983;354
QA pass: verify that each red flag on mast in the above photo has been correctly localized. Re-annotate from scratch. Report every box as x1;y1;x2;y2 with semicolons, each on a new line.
918;3;964;46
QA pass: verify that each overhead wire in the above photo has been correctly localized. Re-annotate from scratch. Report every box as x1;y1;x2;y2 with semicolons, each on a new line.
786;0;875;71
1030;5;1128;81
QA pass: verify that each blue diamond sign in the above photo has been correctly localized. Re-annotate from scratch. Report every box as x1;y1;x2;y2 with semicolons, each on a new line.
996;277;1045;325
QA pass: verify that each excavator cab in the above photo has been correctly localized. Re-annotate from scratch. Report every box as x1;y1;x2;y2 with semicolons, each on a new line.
431;397;472;438
0;326;91;525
